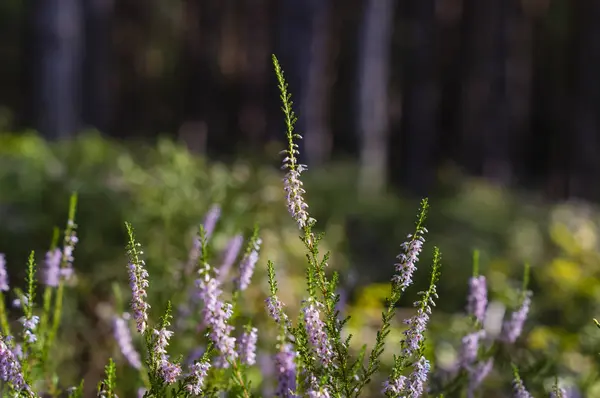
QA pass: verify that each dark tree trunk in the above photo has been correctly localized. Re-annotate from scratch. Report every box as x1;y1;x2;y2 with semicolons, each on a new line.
31;0;83;139
276;0;331;165
81;0;114;135
400;0;440;195
568;0;600;200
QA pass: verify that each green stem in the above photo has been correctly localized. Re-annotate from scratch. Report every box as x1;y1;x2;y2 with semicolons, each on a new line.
0;292;11;337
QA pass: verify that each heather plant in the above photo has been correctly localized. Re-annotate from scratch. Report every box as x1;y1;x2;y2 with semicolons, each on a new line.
0;55;592;397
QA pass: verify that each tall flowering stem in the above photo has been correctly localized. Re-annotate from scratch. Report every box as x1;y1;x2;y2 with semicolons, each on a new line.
511;365;533;398
384;247;441;397
0;334;31;394
45;193;78;365
113;314;142;369
357;199;429;395
125;223;151;335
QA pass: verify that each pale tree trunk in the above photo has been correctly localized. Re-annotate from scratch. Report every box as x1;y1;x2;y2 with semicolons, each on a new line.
32;0;83;139
357;0;395;197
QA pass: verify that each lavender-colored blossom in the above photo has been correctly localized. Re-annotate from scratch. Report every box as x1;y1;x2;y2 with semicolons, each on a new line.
550;387;568;398
137;388;147;398
187;205;222;273
467;275;488;323
127;260;150;334
20;315;40;344
0;335;30;392
274;343;297;397
407;356;430;397
197;273;237;366
42;249;61;287
282;143;312;229
467;358;494;396
392;231;426;291
459;330;485;368
113;314;142;369
306;375;330;398
382;376;407;395
302;300;334;367
237;238;262;291
203;205;221;240
513;376;533;398
402;307;430;358
0;254;8;292
218;235;244;282
185;360;211;395
501;291;532;343
60;229;78;282
152;327;181;383
266;296;287;324
238;327;258;366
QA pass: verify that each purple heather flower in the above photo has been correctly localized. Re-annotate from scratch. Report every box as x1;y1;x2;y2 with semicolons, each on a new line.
187;205;222;273
302;300;334;367
382;376;407;395
501;291;532;343
274;343;297;397
407;356;431;397
550;387;569;398
127;260;151;334
402;307;430;358
152;327;181;384
0;335;30;392
392;231;426;291
266;296;287;324
0;254;8;292
113;314;142;369
237;237;262;291
203;205;221;241
60;229;78;282
282;143;312;229
459;330;485;369
306;375;330;398
238;327;258;366
513;376;533;398
137;388;147;398
467;358;494;396
467;275;488;323
185;360;211;395
197;273;237;366
218;234;244;283
42;249;61;287
20;315;40;344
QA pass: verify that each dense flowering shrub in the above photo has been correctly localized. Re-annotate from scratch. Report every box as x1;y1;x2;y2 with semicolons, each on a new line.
0;56;586;397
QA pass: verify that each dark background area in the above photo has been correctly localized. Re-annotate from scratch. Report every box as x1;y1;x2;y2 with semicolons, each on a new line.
0;0;598;199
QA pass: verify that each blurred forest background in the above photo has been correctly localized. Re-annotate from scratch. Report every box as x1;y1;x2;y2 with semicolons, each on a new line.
2;0;600;395
1;0;599;200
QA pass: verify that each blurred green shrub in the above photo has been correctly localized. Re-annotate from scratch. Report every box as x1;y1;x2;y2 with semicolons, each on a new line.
1;132;600;395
